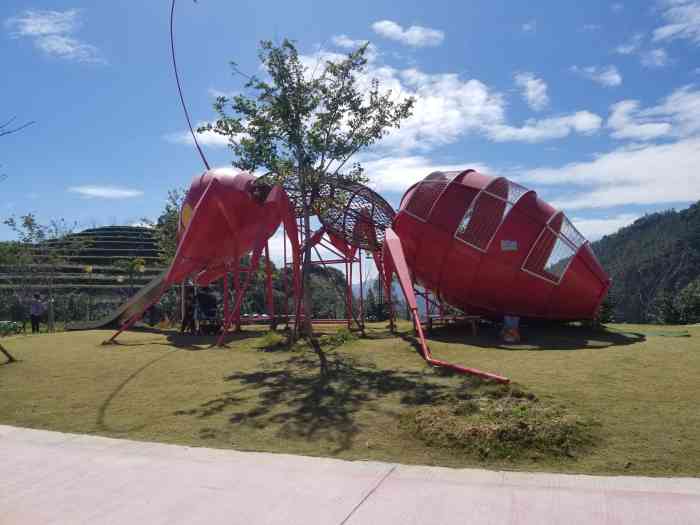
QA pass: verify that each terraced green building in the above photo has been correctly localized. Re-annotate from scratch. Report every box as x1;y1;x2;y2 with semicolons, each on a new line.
0;225;167;322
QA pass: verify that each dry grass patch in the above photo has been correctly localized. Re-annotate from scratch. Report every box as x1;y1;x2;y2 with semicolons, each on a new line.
405;383;596;461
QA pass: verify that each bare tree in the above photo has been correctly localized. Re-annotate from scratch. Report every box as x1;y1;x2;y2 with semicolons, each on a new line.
0;116;34;138
0;116;34;362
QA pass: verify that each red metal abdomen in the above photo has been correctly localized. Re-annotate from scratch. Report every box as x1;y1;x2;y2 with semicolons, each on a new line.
394;170;610;320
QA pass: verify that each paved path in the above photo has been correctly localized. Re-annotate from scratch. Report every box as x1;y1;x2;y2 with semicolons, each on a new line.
2;425;700;524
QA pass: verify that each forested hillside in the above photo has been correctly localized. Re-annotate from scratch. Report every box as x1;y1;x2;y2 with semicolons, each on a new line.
592;202;700;324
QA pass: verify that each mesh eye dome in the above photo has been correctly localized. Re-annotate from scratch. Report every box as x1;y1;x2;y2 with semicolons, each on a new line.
315;177;396;251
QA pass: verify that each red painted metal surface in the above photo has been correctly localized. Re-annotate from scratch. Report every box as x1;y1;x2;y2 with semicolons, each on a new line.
394;170;611;321
382;228;509;383
105;166;607;385
108;169;301;342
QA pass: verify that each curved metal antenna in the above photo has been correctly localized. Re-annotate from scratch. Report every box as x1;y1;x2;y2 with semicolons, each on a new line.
170;0;211;170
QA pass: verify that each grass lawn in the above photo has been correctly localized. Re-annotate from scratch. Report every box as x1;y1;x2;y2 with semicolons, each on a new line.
1;321;699;477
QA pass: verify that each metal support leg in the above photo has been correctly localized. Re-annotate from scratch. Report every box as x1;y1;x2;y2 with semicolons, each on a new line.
265;242;274;321
217;245;265;346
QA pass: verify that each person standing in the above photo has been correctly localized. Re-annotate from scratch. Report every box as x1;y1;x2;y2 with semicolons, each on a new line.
30;294;44;334
180;288;195;334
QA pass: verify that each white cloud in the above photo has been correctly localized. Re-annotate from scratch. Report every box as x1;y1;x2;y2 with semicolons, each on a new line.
68;186;143;199
570;65;623;87
371;20;444;47
359;155;493;193
165;120;234;148
522;20;537;33
520;138;700;210
382;67;600;149
615;33;643;54
379;68;505;151
571;213;639;240
352;57;601;149
166;129;230;148
514;72;549;111
612;3;624;12
614;34;668;67
487;112;602;143
656;85;700;136
582;24;601;31
330;35;378;61
6;9;77;36
653;0;700;45
640;48;669;67
607;100;673;140
332;34;367;49
4;9;104;64
607;86;700;140
173;46;603;155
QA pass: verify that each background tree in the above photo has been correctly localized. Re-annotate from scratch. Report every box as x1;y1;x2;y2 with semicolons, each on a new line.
592;202;700;323
152;189;186;265
364;278;390;321
1;116;34;182
114;257;147;296
648;289;681;324
0;115;33;360
676;277;700;324
597;293;616;324
204;39;414;372
2;215;84;331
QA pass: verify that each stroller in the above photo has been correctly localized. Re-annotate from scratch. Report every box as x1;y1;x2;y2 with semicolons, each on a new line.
194;288;222;335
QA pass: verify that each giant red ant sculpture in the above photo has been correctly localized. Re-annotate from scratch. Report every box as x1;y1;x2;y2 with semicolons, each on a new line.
84;1;612;385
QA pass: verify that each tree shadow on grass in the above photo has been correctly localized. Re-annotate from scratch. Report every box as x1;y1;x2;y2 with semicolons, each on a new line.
427;323;646;351
175;351;479;454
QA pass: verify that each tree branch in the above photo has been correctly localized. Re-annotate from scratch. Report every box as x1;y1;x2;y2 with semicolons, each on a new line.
0;117;35;138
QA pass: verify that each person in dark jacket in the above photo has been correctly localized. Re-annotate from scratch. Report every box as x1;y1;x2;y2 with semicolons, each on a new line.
180;288;196;334
29;294;44;334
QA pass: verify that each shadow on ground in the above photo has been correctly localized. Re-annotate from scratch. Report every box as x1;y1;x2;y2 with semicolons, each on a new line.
104;327;266;351
175;351;484;454
426;323;646;351
97;350;180;433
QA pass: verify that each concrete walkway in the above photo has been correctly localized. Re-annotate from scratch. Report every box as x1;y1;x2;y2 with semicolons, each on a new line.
2;425;699;525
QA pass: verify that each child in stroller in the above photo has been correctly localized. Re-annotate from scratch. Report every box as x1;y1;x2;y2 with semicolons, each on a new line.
194;287;222;335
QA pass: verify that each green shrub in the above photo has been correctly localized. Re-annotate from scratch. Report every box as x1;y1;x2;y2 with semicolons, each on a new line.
256;330;287;351
319;328;358;348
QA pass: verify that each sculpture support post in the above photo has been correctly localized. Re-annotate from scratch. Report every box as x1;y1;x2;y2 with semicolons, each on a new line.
264;242;274;320
233;257;241;331
359;249;364;330
223;270;230;321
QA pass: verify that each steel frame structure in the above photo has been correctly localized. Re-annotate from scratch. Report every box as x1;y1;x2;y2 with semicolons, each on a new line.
281;220;368;330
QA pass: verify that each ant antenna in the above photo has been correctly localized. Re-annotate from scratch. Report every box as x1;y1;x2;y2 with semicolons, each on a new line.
170;0;211;170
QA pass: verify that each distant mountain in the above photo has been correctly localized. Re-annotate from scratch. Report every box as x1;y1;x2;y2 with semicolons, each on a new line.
591;202;700;323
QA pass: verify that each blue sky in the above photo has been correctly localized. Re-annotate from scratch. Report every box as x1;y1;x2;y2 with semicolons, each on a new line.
2;0;700;250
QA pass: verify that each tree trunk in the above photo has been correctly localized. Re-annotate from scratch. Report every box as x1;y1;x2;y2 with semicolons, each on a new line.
300;188;328;380
301;207;314;337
